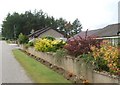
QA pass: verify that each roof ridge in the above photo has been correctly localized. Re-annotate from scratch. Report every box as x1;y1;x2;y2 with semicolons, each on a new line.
34;27;51;37
28;27;50;37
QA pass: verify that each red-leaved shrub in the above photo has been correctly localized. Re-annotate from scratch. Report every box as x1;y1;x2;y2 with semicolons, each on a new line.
64;35;102;57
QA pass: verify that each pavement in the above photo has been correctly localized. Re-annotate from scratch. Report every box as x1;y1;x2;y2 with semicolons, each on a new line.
1;41;33;83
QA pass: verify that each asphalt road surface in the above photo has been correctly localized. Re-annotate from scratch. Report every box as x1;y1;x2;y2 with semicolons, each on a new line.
1;41;33;83
0;41;2;84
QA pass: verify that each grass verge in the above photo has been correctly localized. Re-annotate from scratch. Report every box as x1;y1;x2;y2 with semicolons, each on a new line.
12;49;71;83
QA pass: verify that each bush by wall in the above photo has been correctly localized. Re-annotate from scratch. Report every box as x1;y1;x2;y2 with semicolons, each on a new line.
90;40;120;75
18;33;29;44
34;38;66;52
64;35;102;57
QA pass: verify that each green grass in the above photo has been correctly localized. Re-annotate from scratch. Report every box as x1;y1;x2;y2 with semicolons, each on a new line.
12;49;71;83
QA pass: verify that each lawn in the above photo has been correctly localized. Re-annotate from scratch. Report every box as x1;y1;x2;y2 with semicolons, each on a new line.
12;49;71;83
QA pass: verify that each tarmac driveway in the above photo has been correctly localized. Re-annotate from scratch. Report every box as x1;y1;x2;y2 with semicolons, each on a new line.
1;41;32;83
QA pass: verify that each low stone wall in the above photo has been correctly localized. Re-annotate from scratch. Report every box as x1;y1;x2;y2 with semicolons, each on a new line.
20;46;120;83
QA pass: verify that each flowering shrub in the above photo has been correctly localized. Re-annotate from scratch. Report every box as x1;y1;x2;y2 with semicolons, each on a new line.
34;38;66;52
64;35;101;57
91;40;120;75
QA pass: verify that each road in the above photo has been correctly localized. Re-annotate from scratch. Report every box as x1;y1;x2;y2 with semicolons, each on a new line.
0;41;2;84
1;41;33;83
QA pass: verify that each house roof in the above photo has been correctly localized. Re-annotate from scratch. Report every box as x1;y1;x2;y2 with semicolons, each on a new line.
75;23;120;38
28;27;64;37
28;27;50;37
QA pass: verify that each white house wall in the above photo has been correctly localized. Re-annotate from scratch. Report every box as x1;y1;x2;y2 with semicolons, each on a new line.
96;36;120;46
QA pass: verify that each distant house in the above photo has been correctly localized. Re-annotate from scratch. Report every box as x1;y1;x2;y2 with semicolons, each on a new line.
28;27;66;41
73;23;120;46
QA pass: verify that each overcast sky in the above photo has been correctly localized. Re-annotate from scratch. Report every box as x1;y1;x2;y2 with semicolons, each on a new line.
0;0;119;31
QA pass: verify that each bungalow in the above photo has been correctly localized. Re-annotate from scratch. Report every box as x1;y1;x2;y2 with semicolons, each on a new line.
28;27;66;41
74;23;120;46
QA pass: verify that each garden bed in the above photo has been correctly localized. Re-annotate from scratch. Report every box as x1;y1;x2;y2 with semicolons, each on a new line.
20;45;120;83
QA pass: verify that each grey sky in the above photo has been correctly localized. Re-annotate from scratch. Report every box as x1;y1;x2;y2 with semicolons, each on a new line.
0;0;119;31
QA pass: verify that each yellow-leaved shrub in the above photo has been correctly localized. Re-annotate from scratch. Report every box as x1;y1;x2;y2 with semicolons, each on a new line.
34;38;66;52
